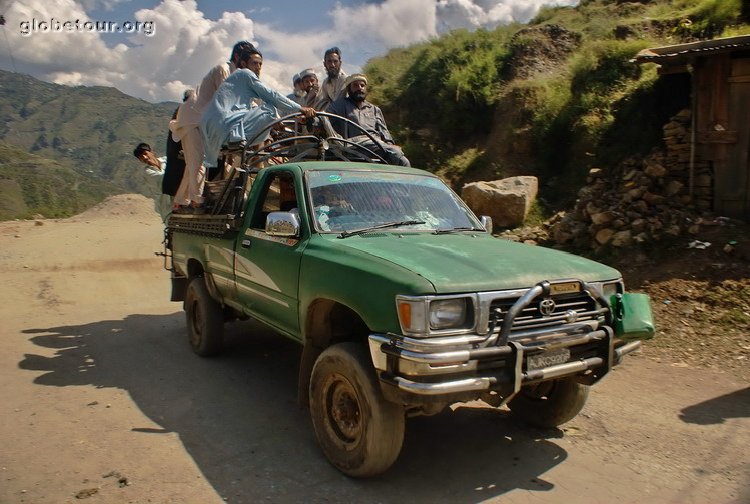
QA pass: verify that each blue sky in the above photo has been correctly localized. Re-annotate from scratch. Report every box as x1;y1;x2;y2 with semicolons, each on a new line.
0;0;577;102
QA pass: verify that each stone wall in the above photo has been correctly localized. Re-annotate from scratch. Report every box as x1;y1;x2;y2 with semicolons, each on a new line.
547;109;715;252
663;109;713;210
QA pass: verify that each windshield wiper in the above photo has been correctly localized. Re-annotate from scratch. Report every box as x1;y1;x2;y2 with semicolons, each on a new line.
338;220;425;239
432;226;481;234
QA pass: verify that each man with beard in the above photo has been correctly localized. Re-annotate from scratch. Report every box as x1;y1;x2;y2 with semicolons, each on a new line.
327;73;410;166
314;47;347;111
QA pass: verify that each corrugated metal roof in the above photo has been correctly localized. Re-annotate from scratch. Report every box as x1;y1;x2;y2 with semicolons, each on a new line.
633;34;750;64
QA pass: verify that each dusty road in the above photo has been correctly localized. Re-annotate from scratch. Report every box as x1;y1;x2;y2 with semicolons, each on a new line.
1;195;748;504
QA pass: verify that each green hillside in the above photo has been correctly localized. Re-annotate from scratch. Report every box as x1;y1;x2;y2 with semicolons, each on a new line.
0;0;746;222
0;70;177;220
0;142;121;220
365;0;748;208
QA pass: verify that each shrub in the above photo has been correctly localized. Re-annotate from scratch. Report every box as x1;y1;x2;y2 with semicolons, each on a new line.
684;0;743;38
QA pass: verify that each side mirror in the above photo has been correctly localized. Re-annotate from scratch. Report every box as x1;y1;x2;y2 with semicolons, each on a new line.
266;211;300;238
480;215;493;233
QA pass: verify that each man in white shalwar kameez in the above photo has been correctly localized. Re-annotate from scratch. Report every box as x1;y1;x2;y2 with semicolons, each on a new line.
169;41;255;211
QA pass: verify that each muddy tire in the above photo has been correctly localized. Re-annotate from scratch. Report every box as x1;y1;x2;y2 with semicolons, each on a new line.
185;276;224;356
508;377;589;428
309;342;404;477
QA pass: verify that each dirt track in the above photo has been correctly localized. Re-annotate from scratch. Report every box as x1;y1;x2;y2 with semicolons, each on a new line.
1;194;748;504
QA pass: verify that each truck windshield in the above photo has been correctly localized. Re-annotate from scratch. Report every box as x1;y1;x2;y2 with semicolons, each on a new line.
306;170;481;233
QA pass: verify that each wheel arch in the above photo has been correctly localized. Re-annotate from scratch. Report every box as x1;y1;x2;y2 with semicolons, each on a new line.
184;258;224;305
186;258;205;278
297;298;371;407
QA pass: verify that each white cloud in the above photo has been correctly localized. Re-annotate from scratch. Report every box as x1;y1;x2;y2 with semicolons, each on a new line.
252;24;326;92
7;0;115;75
253;0;438;91
436;0;578;31
1;0;258;102
0;0;580;102
329;0;437;58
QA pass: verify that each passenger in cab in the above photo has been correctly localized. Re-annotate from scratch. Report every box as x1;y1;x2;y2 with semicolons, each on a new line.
327;73;410;166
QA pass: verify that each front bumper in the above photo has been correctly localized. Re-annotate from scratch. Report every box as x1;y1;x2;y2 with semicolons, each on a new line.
368;329;640;396
368;279;641;399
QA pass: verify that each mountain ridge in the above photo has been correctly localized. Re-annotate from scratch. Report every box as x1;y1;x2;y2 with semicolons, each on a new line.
0;69;178;219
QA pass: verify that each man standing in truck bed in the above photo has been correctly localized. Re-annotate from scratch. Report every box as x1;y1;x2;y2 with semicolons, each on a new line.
170;41;255;213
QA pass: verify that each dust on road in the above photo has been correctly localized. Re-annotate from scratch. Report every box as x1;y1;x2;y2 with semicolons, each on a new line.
1;195;747;504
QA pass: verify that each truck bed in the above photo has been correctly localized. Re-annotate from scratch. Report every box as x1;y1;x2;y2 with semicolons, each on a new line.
167;213;240;238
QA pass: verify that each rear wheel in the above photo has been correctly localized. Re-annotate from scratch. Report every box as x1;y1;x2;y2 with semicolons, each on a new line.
185;276;224;356
507;377;589;428
309;343;405;477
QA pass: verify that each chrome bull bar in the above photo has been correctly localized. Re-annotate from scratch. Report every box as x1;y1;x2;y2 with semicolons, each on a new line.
486;279;614;346
371;328;642;396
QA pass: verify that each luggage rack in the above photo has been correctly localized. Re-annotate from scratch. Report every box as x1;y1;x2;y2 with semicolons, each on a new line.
209;112;390;218
166;213;238;236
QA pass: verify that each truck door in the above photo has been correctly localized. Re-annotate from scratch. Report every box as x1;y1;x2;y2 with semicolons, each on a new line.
233;169;306;338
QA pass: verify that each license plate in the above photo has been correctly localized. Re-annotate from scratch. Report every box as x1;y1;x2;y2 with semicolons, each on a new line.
527;348;571;370
550;281;580;295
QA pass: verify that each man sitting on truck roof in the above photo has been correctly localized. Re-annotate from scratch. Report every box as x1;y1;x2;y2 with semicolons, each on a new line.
200;48;316;170
299;68;319;108
287;72;305;104
327;73;410;167
313;46;347;111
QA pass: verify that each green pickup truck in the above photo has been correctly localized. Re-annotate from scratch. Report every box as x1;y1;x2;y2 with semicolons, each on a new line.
164;113;653;477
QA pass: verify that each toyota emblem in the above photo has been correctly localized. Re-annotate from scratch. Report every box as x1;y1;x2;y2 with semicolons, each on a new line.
539;298;556;317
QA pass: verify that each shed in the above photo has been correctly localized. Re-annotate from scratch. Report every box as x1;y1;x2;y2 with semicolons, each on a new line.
634;35;750;219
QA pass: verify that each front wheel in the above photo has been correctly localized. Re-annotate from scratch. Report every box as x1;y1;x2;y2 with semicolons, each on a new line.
185;276;224;356
309;342;405;477
507;377;589;428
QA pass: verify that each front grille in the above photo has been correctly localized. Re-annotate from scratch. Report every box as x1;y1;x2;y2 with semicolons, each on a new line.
489;292;599;335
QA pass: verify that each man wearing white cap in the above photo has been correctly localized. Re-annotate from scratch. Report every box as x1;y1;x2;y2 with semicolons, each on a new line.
287;72;305;104
299;68;320;107
327;73;410;166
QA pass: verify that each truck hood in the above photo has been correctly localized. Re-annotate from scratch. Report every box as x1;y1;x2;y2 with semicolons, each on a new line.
331;232;621;293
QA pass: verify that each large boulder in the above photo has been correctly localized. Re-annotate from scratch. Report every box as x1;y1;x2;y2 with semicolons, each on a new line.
462;176;538;230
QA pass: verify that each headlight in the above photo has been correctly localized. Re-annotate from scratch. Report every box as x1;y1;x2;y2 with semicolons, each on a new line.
429;299;467;329
396;295;473;336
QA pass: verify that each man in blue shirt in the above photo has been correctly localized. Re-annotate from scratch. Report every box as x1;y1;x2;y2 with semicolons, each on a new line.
200;48;316;166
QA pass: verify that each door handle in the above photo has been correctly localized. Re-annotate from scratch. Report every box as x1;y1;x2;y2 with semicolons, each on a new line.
241;239;251;248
